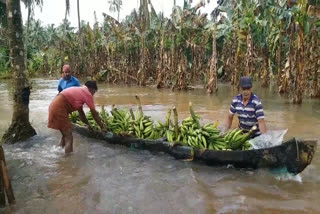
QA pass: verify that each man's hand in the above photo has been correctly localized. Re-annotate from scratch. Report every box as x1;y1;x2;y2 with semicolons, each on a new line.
220;125;228;135
258;119;267;134
100;127;107;134
86;124;93;131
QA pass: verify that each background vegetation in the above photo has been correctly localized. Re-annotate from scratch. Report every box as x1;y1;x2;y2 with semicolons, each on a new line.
0;0;319;103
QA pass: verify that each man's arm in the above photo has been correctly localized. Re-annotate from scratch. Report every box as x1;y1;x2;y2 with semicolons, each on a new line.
90;109;106;131
258;119;267;133
57;80;62;93
224;98;236;132
74;77;81;87
78;109;90;127
255;99;266;133
226;113;234;130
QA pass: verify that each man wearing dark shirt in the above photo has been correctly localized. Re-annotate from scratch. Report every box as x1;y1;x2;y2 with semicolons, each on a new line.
57;64;80;93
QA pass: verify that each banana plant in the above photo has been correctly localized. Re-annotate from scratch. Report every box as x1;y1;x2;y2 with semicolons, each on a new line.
292;0;311;104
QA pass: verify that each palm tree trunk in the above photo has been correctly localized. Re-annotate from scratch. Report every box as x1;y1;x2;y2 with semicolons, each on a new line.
24;5;31;70
63;11;67;37
117;10;120;22
2;0;36;144
206;30;218;93
77;0;80;32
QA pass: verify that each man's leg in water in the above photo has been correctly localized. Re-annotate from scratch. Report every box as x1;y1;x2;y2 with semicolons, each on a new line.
61;128;73;153
59;135;65;148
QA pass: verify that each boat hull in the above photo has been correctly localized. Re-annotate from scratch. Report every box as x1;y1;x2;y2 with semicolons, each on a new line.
72;124;317;174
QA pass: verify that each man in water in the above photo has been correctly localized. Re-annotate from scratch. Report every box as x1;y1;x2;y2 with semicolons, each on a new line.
57;64;80;93
225;76;267;137
48;80;106;153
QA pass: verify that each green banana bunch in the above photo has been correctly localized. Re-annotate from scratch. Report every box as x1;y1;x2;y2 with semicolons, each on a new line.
69;111;86;127
203;122;229;150
86;111;100;131
128;111;159;139
179;116;208;149
108;108;132;134
99;105;111;126
208;139;228;150
181;102;208;148
69;111;80;123
242;140;251;150
224;127;255;150
165;127;183;143
78;101;254;152
154;109;172;138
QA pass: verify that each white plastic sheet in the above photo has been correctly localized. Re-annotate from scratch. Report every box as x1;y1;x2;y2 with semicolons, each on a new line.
249;129;288;149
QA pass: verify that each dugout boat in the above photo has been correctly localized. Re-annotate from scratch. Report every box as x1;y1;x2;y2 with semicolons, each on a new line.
72;124;317;175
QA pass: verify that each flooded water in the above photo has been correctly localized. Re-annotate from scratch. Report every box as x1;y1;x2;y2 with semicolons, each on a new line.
0;79;319;213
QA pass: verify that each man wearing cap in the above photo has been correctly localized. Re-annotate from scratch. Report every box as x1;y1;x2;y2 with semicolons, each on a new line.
57;64;81;93
225;76;267;136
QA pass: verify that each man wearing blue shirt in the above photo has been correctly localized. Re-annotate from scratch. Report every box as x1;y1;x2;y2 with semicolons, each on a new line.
225;76;267;136
57;64;81;93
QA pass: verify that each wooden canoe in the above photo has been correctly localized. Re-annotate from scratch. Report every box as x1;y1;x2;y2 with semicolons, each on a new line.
72;124;317;175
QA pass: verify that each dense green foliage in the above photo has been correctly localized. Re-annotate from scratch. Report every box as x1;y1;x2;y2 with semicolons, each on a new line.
0;0;319;101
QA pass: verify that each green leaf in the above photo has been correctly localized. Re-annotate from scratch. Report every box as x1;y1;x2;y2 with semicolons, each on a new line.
304;20;310;34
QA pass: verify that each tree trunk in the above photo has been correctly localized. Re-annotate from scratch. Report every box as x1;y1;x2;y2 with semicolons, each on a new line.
0;146;15;205
2;0;36;144
293;29;305;104
245;31;254;76
233;37;245;90
24;5;31;70
0;171;4;207
175;55;187;90
137;0;149;86
223;37;235;82
310;66;319;98
261;46;270;87
117;10;120;22
156;32;165;88
310;24;320;98
277;23;283;84
232;48;240;87
171;34;177;86
138;32;146;86
77;0;80;32
206;30;218;93
279;20;295;94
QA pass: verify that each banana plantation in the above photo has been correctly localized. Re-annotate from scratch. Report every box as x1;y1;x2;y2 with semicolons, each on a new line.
0;0;319;103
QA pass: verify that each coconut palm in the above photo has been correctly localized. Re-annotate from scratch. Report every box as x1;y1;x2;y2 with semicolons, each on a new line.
2;0;36;143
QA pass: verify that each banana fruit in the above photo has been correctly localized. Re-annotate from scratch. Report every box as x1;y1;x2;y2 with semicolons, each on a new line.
70;101;254;151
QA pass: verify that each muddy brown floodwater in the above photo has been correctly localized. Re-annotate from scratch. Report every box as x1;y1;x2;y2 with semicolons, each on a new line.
0;79;319;213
